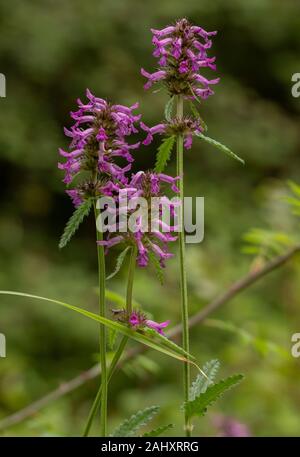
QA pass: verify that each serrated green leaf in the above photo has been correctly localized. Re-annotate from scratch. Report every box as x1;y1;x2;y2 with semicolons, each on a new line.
204;318;289;359
242;228;294;258
143;423;174;437
286;181;300;216
0;291;194;363
107;246;131;280
195;132;245;165
165;96;175;121
288;180;300;198
188;101;208;131
185;374;244;418
189;359;220;400
59;198;93;249
155;136;175;173
148;250;164;285
111;406;159;437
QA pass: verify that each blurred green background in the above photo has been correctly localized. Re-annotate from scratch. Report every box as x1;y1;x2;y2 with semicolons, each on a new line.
1;0;300;437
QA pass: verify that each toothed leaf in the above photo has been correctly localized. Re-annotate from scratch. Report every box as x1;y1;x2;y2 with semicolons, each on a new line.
189;359;220;400
143;423;174;437
107;246;131;280
148;250;164;285
155;135;175;173
195;132;245;165
111;406;159;437
59;198;93;249
185;374;244;418
164;96;175;122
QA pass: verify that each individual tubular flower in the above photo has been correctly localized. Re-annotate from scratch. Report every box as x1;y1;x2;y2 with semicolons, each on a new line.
58;89;141;204
141;18;219;100
113;309;170;336
97;171;180;268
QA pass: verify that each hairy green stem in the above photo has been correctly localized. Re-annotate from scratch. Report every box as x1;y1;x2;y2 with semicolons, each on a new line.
83;245;137;436
176;95;191;436
94;203;107;437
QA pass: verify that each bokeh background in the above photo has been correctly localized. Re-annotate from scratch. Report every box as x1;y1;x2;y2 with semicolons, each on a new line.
1;0;300;437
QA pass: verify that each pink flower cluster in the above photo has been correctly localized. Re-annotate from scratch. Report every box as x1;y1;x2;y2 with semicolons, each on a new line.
58;89;141;187
141;18;219;100
140;117;204;150
98;171;180;267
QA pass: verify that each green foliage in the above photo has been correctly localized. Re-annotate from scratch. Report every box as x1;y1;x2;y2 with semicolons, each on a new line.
106;246;131;280
242;228;294;259
286;181;300;216
123;354;160;379
154;135;176;173
143;423;174;437
59;199;93;249
195;132;245;165
1;0;300;437
148;250;164;285
111;406;159;437
189;359;220;401
204;319;289;359
164;96;175;122
185;374;244;418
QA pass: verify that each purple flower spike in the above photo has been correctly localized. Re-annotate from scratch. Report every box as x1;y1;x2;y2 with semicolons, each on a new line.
98;171;180;269
58;90;143;206
142;18;219;100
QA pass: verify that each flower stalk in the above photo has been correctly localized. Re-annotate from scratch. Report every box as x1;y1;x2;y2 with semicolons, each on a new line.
83;245;137;436
94;203;108;437
176;94;191;436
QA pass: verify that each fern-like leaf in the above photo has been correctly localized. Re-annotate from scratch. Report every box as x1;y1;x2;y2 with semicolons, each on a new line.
189;359;220;400
286;181;300;216
107;246;131;280
185;374;244;418
143;423;174;437
148;250;164;285
195;132;245;165
288;180;300;198
59;198;93;249
242;228;294;259
165;96;175;122
111;406;159;437
155;136;175;173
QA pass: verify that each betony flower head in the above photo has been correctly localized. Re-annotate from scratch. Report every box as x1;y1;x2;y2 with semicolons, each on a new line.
140;116;205;150
141;18;219;100
113;308;170;336
58;89;142;205
97;170;180;268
